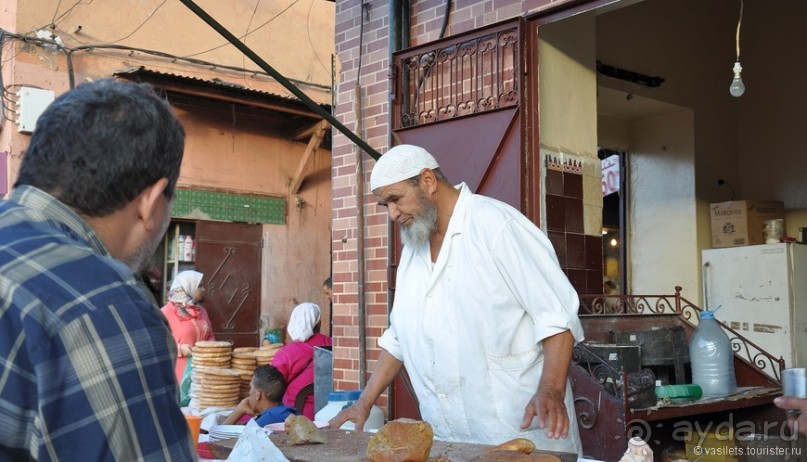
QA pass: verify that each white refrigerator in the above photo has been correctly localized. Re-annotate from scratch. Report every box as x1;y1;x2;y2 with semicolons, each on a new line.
702;243;807;368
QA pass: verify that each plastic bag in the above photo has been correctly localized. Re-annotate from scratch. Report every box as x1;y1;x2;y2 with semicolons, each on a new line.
179;356;193;406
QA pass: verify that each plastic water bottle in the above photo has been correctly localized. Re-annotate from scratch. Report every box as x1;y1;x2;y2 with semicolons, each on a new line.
689;310;737;398
315;390;385;431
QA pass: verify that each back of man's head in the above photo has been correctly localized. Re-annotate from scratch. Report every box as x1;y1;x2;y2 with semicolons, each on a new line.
253;365;286;403
15;78;185;217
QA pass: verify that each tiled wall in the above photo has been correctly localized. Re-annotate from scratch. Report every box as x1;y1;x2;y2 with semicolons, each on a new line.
173;188;286;225
545;153;603;295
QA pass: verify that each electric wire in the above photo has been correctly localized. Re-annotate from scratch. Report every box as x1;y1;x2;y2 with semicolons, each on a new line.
65;42;329;90
45;0;94;31
0;19;331;106
0;34;18;122
242;0;262;73
50;0;65;28
438;0;451;40
108;0;168;44
411;0;451;114
182;0;300;58
735;0;743;60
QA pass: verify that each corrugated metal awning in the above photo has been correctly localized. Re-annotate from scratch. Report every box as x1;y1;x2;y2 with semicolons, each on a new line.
115;66;329;119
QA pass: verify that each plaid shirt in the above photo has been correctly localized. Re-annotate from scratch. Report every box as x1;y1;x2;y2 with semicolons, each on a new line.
0;186;194;461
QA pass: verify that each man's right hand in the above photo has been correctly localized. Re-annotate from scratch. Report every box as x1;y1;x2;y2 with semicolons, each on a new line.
329;400;371;432
328;350;404;432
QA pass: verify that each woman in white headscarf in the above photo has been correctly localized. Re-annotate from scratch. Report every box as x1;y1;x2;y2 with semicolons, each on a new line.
271;302;332;419
161;270;216;383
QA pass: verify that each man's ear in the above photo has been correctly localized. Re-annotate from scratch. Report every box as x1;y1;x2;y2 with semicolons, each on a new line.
420;168;439;193
136;178;169;231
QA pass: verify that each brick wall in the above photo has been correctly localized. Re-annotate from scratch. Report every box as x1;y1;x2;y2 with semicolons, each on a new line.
331;0;574;412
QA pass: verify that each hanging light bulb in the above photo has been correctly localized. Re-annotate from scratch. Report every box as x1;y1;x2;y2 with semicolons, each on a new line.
729;61;745;97
729;0;745;97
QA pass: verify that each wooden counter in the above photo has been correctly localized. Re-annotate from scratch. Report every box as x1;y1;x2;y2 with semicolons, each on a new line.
210;429;577;461
271;430;576;462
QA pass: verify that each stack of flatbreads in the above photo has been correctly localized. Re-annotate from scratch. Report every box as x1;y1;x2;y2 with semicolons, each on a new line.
191;340;233;368
231;348;259;399
189;365;243;411
254;343;283;366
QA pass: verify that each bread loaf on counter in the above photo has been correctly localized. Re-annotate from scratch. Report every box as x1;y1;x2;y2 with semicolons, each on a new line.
367;418;434;462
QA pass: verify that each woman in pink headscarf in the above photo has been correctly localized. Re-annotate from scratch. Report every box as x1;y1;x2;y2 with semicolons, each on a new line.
272;302;332;419
161;270;216;383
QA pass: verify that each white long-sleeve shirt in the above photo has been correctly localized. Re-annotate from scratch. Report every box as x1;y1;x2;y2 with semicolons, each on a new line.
379;183;584;453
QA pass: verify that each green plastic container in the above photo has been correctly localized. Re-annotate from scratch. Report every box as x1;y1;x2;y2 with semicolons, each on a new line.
655;383;703;400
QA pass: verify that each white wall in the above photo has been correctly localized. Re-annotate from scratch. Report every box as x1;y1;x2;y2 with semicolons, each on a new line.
629;110;699;300
538;13;598;157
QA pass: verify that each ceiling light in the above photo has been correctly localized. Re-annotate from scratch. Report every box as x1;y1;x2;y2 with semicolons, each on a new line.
729;0;745;97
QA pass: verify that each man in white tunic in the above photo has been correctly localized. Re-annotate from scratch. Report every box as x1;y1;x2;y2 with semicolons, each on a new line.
330;145;584;454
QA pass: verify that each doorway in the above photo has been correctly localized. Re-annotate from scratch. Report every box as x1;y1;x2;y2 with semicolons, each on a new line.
599;148;625;295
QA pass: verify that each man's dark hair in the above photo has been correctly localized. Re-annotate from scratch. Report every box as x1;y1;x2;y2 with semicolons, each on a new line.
253;365;286;403
323;277;332;289
15;78;185;217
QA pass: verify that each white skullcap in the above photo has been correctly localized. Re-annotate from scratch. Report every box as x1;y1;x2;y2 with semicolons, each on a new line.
370;144;440;191
287;302;321;342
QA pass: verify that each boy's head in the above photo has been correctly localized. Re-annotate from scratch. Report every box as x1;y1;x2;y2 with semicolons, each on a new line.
322;276;332;302
249;365;285;408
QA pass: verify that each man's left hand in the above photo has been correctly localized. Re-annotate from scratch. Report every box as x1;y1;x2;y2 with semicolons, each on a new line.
521;386;569;439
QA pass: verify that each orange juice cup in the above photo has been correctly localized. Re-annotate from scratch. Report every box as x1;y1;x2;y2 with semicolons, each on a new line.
184;414;203;446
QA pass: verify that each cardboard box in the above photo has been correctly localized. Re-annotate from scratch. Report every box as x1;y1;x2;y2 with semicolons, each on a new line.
710;200;785;248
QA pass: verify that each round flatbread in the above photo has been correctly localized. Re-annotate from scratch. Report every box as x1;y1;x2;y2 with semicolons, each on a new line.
193;356;232;363
193;375;240;385
233;347;259;353
193;382;241;391
195;340;233;348
193;366;243;377
193;348;232;354
192;350;232;357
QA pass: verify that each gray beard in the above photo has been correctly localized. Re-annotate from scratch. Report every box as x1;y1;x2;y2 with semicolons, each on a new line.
400;192;438;248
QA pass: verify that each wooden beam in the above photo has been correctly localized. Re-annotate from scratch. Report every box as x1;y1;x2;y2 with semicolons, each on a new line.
290;120;330;195
292;121;325;141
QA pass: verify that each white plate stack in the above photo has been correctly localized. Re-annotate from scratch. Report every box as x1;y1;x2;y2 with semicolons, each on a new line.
208;424;246;443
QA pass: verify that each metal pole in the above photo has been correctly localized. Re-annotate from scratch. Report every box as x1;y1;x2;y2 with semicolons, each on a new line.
179;0;381;161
